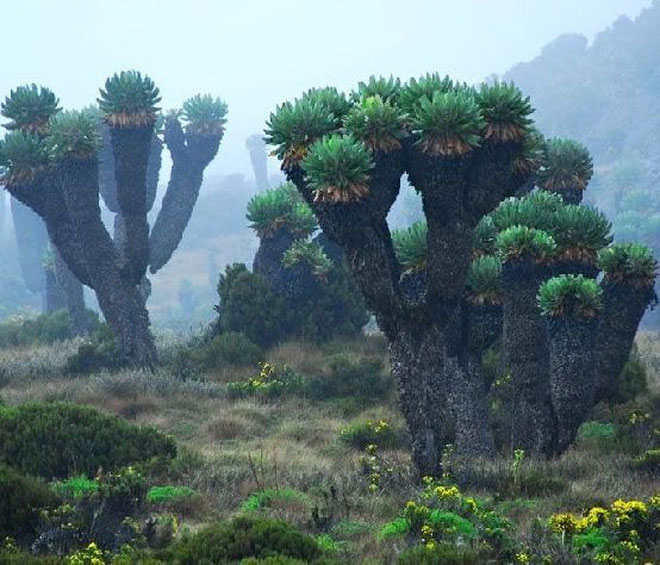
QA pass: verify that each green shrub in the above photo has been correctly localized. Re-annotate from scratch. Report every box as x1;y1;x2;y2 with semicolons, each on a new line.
397;542;492;564
576;421;618;449
167;516;321;563
227;362;307;398
307;356;391;404
146;485;200;515
0;464;61;542
0;309;100;349
632;448;660;471
50;476;99;500
194;332;264;370
338;419;400;449
0;402;176;479
240;488;313;513
65;324;121;374
614;351;649;403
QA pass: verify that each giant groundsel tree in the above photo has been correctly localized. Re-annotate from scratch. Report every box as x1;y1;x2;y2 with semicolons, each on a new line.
0;73;227;366
265;75;657;475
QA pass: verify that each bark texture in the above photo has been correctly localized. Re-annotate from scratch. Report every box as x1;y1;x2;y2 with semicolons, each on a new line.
502;259;555;456
54;249;89;336
10;198;48;295
594;281;656;403
548;317;597;454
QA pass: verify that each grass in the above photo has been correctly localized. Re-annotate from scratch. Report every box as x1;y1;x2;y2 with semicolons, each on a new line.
1;333;659;562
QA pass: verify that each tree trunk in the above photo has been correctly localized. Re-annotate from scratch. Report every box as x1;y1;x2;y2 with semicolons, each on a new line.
44;265;66;313
502;259;556;456
10;198;48;295
594;281;656;403
390;322;448;478
54;249;89;336
252;228;294;288
109;126;153;285
57;158;157;368
548;317;597;454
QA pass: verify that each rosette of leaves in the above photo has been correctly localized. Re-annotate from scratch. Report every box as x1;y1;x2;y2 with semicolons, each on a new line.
410;89;485;156
538;274;603;318
537;138;593;191
181;94;228;136
264;99;337;170
465;255;503;305
246;182;317;239
300;87;352;126
45;110;101;161
350;75;401;104
597;243;658;288
393;221;427;273
0;131;48;186
399;73;456;114
97;70;161;127
475;81;533;143
343;95;405;151
550;205;612;264
1;84;60;135
514;127;545;175
282;239;333;278
473;216;497;257
301;134;374;203
489;191;564;233
496;225;557;263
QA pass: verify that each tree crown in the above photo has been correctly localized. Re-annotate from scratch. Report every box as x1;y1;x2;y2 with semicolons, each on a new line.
465;255;503;305
538;274;603;318
537;138;593;191
46;110;101;161
98;70;161;128
1;84;60;135
392;221;427;273
597;243;658;288
282;240;333;278
181;94;228;137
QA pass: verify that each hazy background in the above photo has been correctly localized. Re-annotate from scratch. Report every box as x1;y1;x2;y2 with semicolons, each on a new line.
0;0;651;177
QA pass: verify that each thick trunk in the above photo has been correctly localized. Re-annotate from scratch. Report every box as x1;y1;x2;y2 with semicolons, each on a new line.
57;158;157;368
44;266;66;313
252;228;294;287
594;281;656;403
109;126;153;285
54;249;89;336
248;146;270;191
548;317;597;454
502;260;555;456
10;198;48;295
390;323;448;478
149;126;221;274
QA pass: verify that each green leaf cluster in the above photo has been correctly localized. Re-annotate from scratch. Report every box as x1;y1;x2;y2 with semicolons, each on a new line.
537;138;593;191
473;216;498;257
476;81;534;142
181;93;228;136
45;110;101;160
0;131;48;185
1;83;60;134
97;70;161;127
411;89;485;156
496;225;556;262
489;191;564;233
597;243;658;287
537;274;603;318
282;240;333;278
264;99;337;168
301;86;352;125
344;95;405;151
392;220;427;273
465;255;503;304
246;182;317;239
399;73;457;114
301;134;374;203
551;204;612;257
351;75;401;104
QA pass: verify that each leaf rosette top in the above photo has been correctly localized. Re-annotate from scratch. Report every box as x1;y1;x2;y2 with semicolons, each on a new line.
537;138;593;191
98;70;161;128
45;110;101;161
393;221;428;273
538;274;603;318
182;94;228;137
597;243;658;288
1;84;61;135
0;131;48;186
282;240;333;278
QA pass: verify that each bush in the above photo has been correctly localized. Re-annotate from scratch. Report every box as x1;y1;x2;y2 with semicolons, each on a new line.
194;332;264;370
0;309;100;349
147;485;200;515
167;516;321;563
613;349;649;403
576;421;618;449
398;542;492;564
65;324;120;375
240;488;313;513
227;362;307;398
339;419;400;449
0;464;61;542
632;448;660;471
307;356;391;404
0;402;176;479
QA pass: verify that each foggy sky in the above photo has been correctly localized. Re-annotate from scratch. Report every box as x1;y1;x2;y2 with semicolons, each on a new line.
0;0;652;182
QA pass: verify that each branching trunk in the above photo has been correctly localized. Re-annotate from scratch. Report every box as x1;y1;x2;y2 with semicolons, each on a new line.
57;158;157;368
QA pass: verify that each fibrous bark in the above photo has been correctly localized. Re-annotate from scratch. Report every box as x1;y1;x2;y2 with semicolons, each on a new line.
54;248;89;336
502;259;556;456
548;316;597;454
594;281;657;403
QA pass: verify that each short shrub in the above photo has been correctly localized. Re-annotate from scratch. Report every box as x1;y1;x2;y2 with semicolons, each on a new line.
194;331;264;370
65;324;120;375
240;488;313;513
227;362;307;398
0;464;61;542
147;485;201;515
50;476;99;500
167;516;321;563
397;542;492;564
632;448;660;471
307;356;391;403
614;351;649;404
0;309;100;349
339;419;400;449
0;402;176;479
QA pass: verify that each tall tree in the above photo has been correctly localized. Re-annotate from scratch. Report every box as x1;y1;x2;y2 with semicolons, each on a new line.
246;134;270;191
